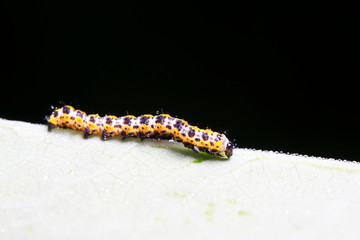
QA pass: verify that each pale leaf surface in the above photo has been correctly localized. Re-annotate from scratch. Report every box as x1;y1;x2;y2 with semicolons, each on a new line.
0;118;360;239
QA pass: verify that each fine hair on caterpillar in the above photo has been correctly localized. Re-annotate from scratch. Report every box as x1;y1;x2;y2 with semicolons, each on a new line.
46;105;234;158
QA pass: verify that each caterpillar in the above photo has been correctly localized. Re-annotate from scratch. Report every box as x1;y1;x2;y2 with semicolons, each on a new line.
46;105;233;158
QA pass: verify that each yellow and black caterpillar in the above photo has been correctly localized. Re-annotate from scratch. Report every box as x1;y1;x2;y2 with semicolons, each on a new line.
46;105;233;158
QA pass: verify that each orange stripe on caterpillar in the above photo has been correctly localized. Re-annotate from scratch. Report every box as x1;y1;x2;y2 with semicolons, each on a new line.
46;105;233;158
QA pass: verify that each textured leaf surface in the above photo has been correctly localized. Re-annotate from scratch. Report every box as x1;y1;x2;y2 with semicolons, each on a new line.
0;118;360;239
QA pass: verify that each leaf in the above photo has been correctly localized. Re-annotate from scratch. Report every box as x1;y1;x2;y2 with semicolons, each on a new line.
1;118;360;239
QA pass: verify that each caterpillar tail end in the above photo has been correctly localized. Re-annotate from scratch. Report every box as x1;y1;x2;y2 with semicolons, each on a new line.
46;114;58;132
47;121;55;132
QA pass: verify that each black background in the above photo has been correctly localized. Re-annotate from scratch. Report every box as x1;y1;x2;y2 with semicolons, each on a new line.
1;1;358;161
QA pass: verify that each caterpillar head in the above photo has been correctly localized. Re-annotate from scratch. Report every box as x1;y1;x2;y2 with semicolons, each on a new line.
225;141;234;158
220;135;233;158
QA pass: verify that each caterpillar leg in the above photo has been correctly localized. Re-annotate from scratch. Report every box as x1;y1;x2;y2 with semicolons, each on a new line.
83;128;92;139
183;142;200;154
120;131;127;140
101;130;108;140
217;152;228;158
137;132;146;141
